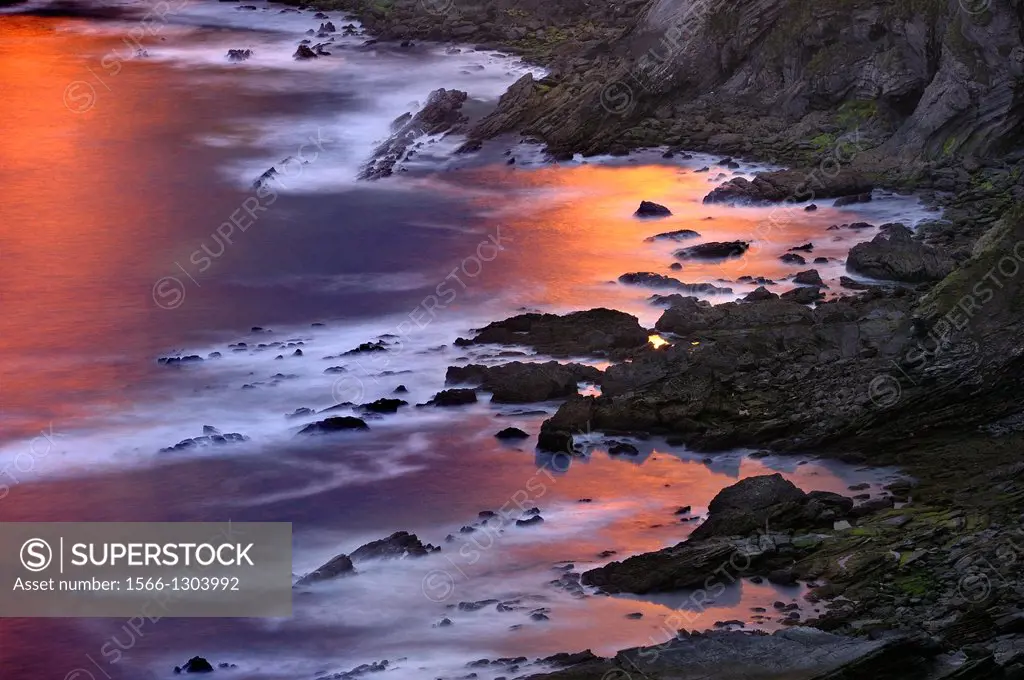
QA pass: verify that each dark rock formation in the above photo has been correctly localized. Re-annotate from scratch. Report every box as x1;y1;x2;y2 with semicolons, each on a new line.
644;229;701;242
704;170;873;205
226;48;252;62
298;417;369;434
675;241;750;260
495;427;530;439
847;224;955;283
350;531;439;561
634;200;672;217
295;554;355;585
446;361;601;403
426;388;478;406
619;272;733;294
455;308;649;358
361;88;468;179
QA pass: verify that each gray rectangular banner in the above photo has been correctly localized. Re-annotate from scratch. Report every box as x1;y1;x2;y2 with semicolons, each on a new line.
0;522;292;617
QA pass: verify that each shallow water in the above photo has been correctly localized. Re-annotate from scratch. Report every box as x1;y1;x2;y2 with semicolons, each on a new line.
0;2;923;678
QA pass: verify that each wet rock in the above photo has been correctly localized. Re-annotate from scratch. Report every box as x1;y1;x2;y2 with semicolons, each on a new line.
358;398;408;414
790;243;814;252
175;657;214;674
297;417;369;434
619;272;732;294
293;44;318;60
607;441;640;456
295;553;355;585
634;200;672;217
159;432;248;453
393;385;409;393
847;223;954;283
675;241;750;260
344;340;387;355
455;309;648;358
226;48;252;62
158;355;204;366
644;229;701;242
704;169;873;205
780;253;807;265
350;531;439;561
744;286;778;302
426;389;477;406
361;88;469;179
446;361;601;403
495;427;530;440
781;286;825;304
834;192;873;207
516;515;544;527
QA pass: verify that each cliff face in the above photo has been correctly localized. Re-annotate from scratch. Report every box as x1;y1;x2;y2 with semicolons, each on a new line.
635;0;1024;158
459;0;1024;163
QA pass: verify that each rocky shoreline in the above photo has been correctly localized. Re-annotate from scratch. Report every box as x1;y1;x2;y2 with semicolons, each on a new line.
251;0;1024;677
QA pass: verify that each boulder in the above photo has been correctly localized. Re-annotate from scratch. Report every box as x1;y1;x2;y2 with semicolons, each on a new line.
358;398;408;414
846;224;954;283
175;657;214;674
781;286;825;304
744;286;778;302
675;241;750;260
793;269;825;287
426;388;477;406
634;200;672;217
495;427;530;439
780;253;807;265
297;417;369;434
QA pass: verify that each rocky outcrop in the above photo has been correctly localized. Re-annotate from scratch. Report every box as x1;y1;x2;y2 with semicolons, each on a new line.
704;170;873;205
226;49;253;62
645;228;701;242
847;224;955;283
295;554;355;585
455;308;649;358
360;88;468;179
350;531;439;561
619;272;733;294
298;416;369;434
426;388;478;406
445;361;601;403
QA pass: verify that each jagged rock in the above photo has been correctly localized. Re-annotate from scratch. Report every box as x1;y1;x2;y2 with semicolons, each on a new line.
226;48;252;62
847;223;954;283
175;657;214;674
793;269;825;287
350;531;439;561
298;417;369;434
634;200;672;217
744;286;779;302
780;253;807;265
361;88;468;179
454;308;648;358
495;427;530;439
293;44;318;59
446;362;601;403
160;432;247;453
781;286;825;304
296;554;354;585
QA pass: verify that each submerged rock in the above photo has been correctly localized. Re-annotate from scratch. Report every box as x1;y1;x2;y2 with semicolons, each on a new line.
358;398;408;414
619;272;733;294
496;427;530;439
226;48;252;62
644;229;701;242
160;432;247;453
174;657;214;674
